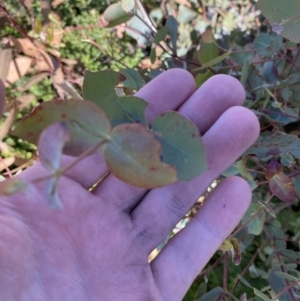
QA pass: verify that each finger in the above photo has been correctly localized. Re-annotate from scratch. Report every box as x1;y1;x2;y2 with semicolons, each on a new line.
180;74;246;133
151;176;251;301
131;106;259;252
0;79;5;117
21;69;196;188
92;75;246;209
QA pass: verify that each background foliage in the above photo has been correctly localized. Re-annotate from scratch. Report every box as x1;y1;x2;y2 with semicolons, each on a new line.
1;0;300;300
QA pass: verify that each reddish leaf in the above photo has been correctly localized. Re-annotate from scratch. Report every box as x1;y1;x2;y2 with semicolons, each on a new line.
265;159;295;202
265;159;283;180
103;123;177;188
269;173;295;203
12;99;111;156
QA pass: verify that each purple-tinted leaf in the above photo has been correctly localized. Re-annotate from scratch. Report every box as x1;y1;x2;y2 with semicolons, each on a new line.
269;173;295;203
265;159;283;180
265;159;295;202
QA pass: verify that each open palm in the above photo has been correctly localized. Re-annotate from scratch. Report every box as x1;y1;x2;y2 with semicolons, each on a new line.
0;70;259;301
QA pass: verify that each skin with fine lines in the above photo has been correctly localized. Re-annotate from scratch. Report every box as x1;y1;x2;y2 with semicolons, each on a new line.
0;69;259;301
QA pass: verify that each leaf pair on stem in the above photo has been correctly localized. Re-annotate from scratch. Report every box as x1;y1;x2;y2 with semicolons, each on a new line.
11;70;207;207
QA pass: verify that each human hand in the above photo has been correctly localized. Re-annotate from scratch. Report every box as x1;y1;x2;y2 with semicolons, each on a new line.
0;69;259;301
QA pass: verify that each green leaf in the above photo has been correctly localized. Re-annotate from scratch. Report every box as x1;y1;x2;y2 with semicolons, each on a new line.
253;33;280;57
247;179;258;191
259;0;300;43
120;68;144;90
198;51;231;70
240;59;250;86
83;70;148;127
154;26;169;44
196;51;231;70
269;225;286;249
222;163;239;177
150;47;156;64
12;99;111;156
249;264;259;278
103;123;177;188
198;29;219;65
267;107;299;125
166;16;178;54
84;70;120;98
257;200;277;218
237;274;253;289
121;0;135;13
245;130;300;159
195;70;213;88
294;175;300;197
194;282;207;300
253;34;273;55
195;287;223;301
274;271;299;282
237;157;253;180
263;61;278;84
103;2;134;27
253;288;272;301
151;112;206;181
242;203;265;235
268;266;296;301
